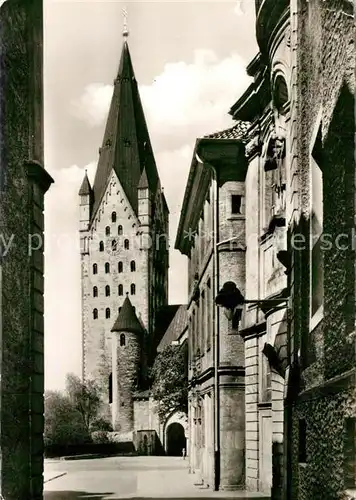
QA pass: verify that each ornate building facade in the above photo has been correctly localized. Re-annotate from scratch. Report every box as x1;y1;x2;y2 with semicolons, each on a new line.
176;0;355;498
236;1;355;499
175;122;250;490
79;36;169;433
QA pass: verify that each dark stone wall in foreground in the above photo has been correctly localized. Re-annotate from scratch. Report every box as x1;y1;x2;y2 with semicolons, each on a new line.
0;1;53;498
288;1;356;499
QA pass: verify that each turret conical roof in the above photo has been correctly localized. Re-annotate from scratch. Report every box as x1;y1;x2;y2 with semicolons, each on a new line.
90;40;159;223
138;167;149;190
78;171;92;196
111;296;144;335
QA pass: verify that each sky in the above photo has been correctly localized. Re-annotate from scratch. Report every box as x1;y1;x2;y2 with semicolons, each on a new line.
43;0;258;391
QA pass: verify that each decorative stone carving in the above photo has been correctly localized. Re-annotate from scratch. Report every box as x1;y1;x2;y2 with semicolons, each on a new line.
245;132;262;158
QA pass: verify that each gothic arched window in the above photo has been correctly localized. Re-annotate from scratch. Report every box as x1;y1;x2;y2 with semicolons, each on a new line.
93;308;98;319
118;284;123;296
118;261;123;273
130;284;136;295
105;226;110;236
130;261;136;272
105;285;110;297
108;373;113;404
99;241;104;252
124;239;130;250
93;263;98;274
120;334;126;346
111;212;117;223
118;225;123;236
93;286;98;297
105;262;110;274
105;308;110;319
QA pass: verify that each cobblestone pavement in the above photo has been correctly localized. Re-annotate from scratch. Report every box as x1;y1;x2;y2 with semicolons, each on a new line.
44;456;270;499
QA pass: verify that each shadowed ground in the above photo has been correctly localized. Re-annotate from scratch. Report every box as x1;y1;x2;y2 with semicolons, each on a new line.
44;456;270;499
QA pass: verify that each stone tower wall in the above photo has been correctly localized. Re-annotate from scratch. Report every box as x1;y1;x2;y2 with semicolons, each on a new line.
112;330;142;432
82;171;148;397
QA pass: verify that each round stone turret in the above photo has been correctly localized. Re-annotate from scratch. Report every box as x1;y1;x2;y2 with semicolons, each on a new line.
111;295;143;432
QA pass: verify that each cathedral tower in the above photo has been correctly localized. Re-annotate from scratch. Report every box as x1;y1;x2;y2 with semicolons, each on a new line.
79;33;169;413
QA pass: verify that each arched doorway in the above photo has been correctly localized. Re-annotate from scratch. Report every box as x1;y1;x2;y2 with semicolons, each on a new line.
166;422;186;456
142;434;148;455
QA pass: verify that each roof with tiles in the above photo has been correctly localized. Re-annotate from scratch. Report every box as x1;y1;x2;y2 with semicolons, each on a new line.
111;296;144;335
204;120;250;140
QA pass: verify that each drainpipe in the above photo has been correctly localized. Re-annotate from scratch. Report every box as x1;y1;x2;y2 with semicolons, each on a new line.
196;152;220;490
212;164;220;492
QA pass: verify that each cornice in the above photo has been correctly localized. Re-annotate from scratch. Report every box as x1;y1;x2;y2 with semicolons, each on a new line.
24;160;54;193
239;320;267;341
256;0;290;57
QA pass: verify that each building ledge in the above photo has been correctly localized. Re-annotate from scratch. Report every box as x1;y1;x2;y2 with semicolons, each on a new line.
256;0;289;55
25;159;54;193
343;489;356;500
297;368;356;403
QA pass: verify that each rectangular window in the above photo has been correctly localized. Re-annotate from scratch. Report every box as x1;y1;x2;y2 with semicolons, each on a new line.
206;198;212;247
193;309;197;359
264;170;273;228
298;419;307;463
261;350;272;402
344;418;356;489
310;156;324;319
231;194;242;214
201;290;205;353
199;218;204;264
206;279;212;351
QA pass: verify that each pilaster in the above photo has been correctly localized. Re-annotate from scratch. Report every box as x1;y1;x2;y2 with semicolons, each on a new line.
0;1;53;498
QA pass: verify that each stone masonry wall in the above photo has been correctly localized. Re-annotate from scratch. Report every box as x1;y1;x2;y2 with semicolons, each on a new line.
112;330;142;432
82;171;148;395
289;1;356;498
0;1;53;498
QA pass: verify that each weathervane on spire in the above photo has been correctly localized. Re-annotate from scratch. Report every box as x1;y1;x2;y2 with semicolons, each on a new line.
122;8;129;38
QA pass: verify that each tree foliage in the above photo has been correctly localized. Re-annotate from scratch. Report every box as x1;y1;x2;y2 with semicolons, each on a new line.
150;344;188;420
44;390;90;447
44;373;110;448
65;373;102;434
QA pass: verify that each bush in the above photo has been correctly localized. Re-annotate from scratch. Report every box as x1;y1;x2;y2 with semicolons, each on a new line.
90;418;113;433
91;430;110;444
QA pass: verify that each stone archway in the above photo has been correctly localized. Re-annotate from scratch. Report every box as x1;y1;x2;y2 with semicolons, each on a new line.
163;410;188;455
166;422;186;456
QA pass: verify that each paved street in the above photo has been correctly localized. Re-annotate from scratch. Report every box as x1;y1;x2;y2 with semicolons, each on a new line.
44;456;270;499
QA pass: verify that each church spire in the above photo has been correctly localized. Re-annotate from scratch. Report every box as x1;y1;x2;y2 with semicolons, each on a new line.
89;25;159;224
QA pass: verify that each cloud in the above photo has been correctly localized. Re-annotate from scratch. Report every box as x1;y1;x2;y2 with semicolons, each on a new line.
71;83;113;128
233;0;246;16
71;49;252;151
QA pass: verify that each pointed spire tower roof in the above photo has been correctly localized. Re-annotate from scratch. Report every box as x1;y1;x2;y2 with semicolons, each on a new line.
111;295;144;335
138;166;149;190
78;170;92;196
90;28;159;223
